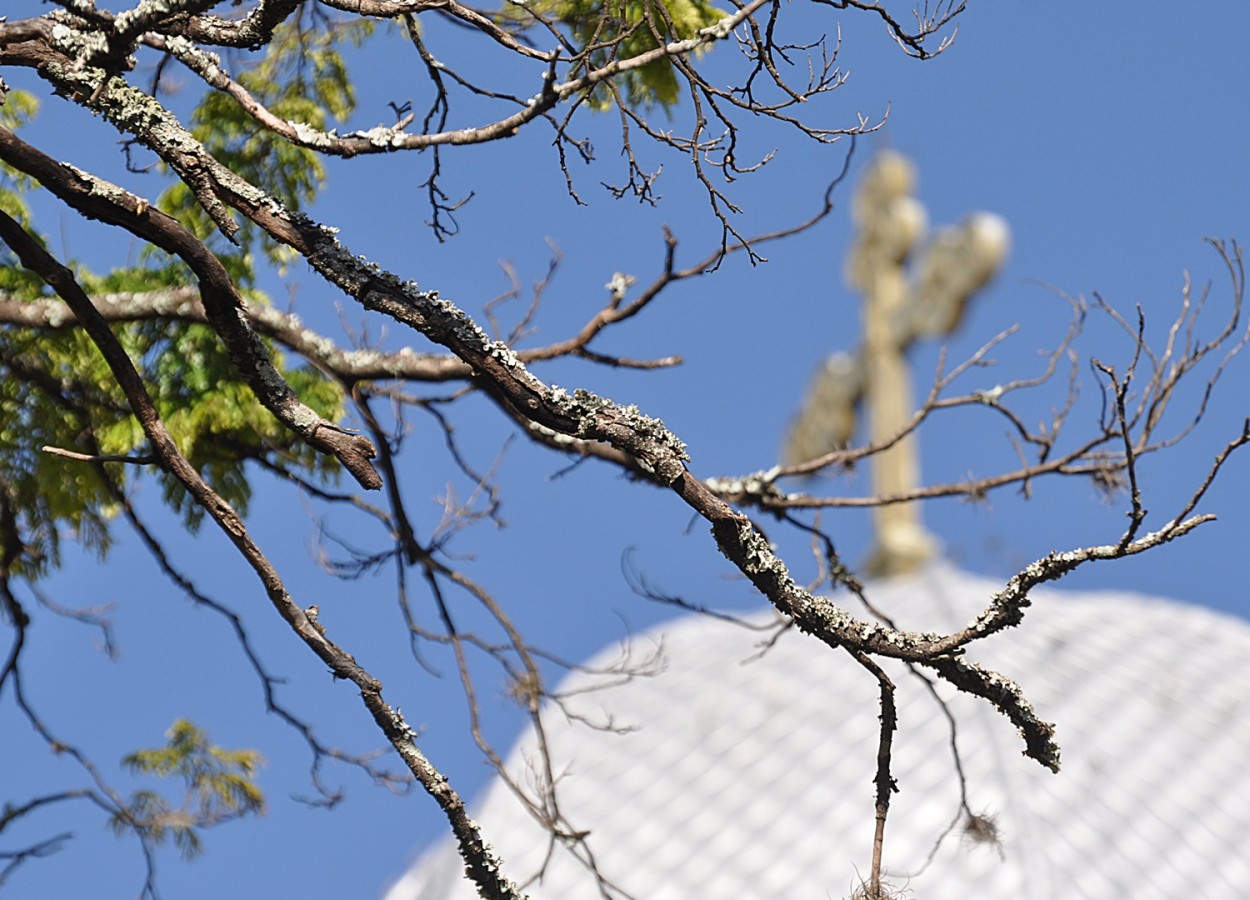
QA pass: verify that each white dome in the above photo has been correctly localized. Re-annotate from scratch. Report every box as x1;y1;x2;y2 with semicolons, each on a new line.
389;566;1250;899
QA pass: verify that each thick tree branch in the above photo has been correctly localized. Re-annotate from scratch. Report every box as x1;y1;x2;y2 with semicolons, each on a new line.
0;94;1067;769
0;128;382;490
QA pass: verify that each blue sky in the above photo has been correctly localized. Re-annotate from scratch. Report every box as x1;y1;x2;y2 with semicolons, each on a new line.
3;4;1248;898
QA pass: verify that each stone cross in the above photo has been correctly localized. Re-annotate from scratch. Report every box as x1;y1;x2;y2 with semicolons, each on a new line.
785;150;1010;576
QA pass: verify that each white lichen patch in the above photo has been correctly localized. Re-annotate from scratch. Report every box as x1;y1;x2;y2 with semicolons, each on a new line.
288;405;321;431
483;338;522;370
162;35;224;75
699;16;736;41
976;385;1004;405
728;519;788;579
346;124;412;149
290;120;337;149
703;467;785;500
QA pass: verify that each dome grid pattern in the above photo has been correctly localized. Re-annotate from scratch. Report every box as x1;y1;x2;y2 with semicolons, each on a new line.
389;567;1250;900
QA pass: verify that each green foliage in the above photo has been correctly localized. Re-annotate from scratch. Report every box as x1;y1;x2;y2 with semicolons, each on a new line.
517;0;726;108
0;67;351;579
0;260;345;573
157;19;371;278
0;88;39;130
0;88;41;232
111;720;265;860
